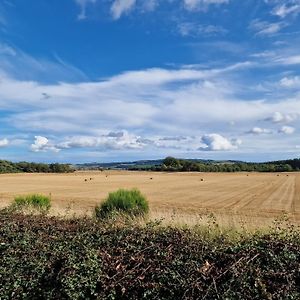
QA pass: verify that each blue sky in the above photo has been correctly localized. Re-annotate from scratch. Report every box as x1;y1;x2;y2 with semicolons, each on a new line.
0;0;300;163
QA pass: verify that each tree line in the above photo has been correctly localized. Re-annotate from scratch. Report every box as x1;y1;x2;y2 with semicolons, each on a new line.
129;157;300;172
159;157;298;172
0;160;74;174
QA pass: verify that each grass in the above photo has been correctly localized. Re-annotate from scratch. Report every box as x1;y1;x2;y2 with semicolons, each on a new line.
95;188;149;218
13;194;51;212
0;209;299;299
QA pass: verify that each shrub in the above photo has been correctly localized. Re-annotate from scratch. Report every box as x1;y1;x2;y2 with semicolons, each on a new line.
13;194;51;212
95;188;149;218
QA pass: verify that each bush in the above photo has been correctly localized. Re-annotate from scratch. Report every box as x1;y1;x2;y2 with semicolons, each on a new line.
13;194;51;212
95;188;149;218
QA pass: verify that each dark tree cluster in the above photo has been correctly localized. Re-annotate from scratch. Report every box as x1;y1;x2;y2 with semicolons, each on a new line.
0;160;74;174
159;157;295;173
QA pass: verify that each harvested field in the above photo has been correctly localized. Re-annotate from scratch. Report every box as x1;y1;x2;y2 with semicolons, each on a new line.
1;171;300;226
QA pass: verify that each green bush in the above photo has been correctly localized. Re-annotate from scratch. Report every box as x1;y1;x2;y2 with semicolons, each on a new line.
13;194;51;212
95;188;149;218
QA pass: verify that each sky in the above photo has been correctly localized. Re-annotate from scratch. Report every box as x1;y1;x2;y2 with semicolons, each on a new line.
0;0;300;163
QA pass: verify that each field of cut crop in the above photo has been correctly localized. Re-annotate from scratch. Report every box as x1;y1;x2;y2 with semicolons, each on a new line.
0;171;300;226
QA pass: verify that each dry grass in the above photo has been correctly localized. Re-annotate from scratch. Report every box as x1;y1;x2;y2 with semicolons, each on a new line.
0;171;299;228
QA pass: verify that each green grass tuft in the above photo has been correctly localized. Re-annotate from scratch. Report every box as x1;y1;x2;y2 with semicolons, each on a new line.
13;194;51;212
95;188;149;218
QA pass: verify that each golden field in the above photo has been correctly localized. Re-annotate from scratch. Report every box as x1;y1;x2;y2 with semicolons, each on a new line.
1;171;300;227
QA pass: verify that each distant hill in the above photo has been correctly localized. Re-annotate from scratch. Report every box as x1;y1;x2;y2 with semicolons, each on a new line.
76;159;164;170
75;158;244;170
76;157;300;172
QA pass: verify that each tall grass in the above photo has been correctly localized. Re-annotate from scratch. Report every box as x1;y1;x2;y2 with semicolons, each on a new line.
13;194;51;212
95;188;149;218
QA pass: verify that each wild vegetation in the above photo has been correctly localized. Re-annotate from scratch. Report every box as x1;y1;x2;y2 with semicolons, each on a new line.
12;194;51;213
95;188;149;219
0;160;74;174
0;209;299;299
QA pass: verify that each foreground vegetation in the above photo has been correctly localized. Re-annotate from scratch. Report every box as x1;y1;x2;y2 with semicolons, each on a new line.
0;209;299;299
0;160;74;174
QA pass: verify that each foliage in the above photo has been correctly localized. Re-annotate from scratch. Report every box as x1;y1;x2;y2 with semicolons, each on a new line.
0;210;299;299
159;157;297;173
95;188;149;218
0;160;75;174
13;194;51;212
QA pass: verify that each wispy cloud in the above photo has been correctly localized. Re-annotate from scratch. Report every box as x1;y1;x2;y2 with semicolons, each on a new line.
110;0;136;20
280;76;300;88
75;0;97;20
0;43;87;82
275;55;300;65
178;22;227;37
272;3;300;18
183;0;230;11
250;19;287;36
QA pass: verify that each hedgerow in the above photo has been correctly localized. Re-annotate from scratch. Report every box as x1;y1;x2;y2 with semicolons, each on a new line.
0;210;299;299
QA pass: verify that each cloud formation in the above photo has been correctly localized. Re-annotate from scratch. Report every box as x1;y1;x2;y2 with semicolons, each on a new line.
278;126;295;135
249;19;286;36
247;127;273;135
200;134;241;151
272;3;300;18
178;22;227;37
0;138;8;147
184;0;229;11
31;136;60;152
110;0;136;20
265;112;298;124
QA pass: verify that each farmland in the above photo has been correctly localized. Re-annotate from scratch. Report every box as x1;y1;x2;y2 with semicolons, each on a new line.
0;171;299;227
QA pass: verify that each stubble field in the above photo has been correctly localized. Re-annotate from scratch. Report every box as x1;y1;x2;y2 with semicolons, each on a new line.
1;171;300;227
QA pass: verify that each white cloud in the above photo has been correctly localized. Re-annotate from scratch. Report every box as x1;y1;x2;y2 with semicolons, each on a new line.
111;0;136;19
272;3;300;18
58;131;144;150
265;112;298;124
178;22;227;37
200;134;241;151
184;0;229;11
0;43;87;82
247;127;273;135
1;55;300;157
278;126;295;134
275;55;300;65
280;76;300;88
30;136;60;152
0;138;8;147
250;19;286;36
75;0;97;20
